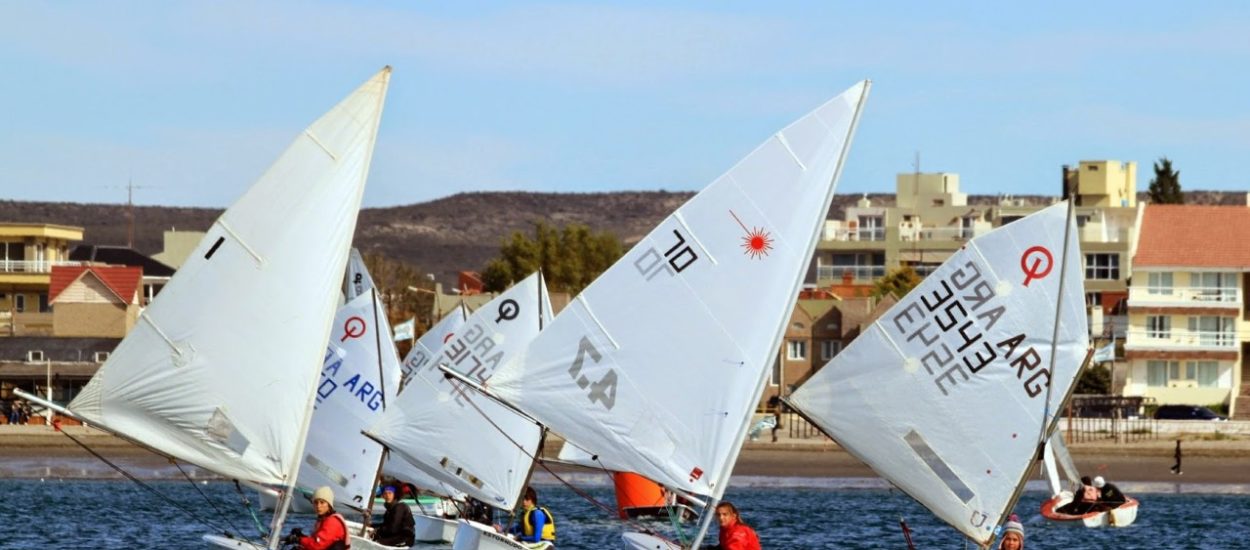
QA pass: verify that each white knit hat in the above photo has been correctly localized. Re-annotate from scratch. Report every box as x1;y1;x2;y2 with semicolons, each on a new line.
312;486;334;505
1093;476;1106;488
1003;514;1024;540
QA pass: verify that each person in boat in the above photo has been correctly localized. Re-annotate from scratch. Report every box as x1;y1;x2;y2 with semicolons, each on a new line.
372;485;416;547
713;501;761;550
1093;476;1127;509
507;486;556;544
997;516;1024;550
284;486;349;550
465;496;494;525
1071;475;1101;514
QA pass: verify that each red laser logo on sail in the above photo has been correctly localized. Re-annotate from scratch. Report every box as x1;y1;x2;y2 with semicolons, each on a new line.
730;209;773;259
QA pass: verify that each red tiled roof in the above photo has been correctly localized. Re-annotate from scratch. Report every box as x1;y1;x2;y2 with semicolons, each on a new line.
1134;205;1250;269
49;265;143;305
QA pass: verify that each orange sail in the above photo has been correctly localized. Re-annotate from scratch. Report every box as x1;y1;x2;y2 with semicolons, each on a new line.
612;471;667;519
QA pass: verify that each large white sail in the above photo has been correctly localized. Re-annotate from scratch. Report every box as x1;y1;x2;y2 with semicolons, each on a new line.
297;290;401;511
369;272;551;508
67;68;391;487
787;203;1087;545
487;82;870;498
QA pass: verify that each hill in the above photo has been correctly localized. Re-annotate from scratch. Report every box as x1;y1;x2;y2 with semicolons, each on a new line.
1;190;1245;285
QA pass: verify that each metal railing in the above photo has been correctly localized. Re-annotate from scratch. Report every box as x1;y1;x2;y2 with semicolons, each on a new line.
899;226;983;242
822;228;886;242
1062;395;1158;443
816;265;886;281
1129;285;1241;306
0;260;82;274
1125;329;1238;349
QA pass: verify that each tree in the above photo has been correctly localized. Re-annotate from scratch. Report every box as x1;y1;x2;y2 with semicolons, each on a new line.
1074;364;1111;395
1147;157;1183;204
361;252;431;357
870;265;922;299
481;220;623;294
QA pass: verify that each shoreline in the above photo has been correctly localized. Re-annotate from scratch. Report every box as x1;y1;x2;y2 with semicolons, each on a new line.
2;427;1247;486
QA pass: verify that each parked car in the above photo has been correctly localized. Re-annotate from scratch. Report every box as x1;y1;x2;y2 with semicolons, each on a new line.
1153;405;1227;421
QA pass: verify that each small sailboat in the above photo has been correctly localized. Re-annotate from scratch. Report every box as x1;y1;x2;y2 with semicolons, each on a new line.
18;67;392;550
483;81;871;549
554;442;697;522
787;202;1092;547
367;272;554;550
1038;434;1139;527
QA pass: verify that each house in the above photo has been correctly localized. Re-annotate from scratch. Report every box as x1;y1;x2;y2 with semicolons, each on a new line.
1123;204;1250;419
48;265;144;338
0;223;84;336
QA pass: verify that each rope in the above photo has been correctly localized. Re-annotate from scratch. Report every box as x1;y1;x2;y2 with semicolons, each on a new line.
54;425;233;537
173;459;250;539
454;382;687;548
234;480;272;540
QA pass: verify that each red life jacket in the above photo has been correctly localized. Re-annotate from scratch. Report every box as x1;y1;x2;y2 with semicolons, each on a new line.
719;520;761;550
299;511;350;550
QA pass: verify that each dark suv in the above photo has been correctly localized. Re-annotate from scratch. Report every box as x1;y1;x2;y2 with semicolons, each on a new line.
1154;405;1227;421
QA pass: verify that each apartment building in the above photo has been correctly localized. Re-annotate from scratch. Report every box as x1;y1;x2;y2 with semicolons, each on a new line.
0;223;85;336
1123;205;1250;419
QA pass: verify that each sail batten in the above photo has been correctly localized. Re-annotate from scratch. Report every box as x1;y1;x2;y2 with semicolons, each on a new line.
65;68;391;488
788;202;1088;545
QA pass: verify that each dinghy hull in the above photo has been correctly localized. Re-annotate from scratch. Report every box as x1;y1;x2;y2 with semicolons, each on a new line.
452;519;552;550
621;531;682;550
414;513;459;543
1041;495;1139;527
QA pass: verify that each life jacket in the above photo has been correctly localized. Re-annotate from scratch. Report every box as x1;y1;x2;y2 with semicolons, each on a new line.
306;512;350;550
1081;485;1099;502
522;506;556;541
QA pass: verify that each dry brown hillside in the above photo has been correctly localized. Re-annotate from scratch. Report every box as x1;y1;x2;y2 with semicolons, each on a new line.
1;190;1244;285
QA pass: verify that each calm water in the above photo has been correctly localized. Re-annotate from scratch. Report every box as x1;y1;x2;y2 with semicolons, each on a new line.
1;478;1247;549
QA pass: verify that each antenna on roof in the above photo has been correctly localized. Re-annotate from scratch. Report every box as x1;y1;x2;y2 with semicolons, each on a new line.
101;176;157;248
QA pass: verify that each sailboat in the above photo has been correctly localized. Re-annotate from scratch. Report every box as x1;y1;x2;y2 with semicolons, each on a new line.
18;67;391;550
480;81;870;549
786;202;1091;547
366;272;553;550
1039;434;1139;527
554;441;697;522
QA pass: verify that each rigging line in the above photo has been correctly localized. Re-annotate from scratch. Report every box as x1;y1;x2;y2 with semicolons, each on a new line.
456;389;681;542
234;480;271;540
173;459;252;541
54;425;233;538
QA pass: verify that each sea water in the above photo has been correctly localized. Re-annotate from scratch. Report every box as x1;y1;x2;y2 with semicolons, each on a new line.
1;477;1247;549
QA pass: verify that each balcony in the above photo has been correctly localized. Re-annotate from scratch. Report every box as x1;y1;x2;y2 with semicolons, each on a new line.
822;227;886;242
0;260;83;274
1127;286;1242;310
899;225;984;242
1124;329;1238;352
817;265;886;283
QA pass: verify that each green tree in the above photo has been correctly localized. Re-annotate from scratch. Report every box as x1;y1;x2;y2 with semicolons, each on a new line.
361;252;430;357
870;265;922;299
1074;364;1111;395
482;220;623;294
1147;157;1183;204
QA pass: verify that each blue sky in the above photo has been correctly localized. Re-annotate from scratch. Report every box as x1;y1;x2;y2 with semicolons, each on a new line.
2;1;1248;208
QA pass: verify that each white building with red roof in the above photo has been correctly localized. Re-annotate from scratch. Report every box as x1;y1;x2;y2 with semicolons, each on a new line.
48;264;143;338
1125;204;1250;419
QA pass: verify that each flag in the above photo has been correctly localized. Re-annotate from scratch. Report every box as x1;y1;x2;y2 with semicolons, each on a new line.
392;318;415;342
1092;337;1115;363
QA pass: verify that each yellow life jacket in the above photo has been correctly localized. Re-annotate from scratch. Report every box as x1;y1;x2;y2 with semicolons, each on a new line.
521;506;556;541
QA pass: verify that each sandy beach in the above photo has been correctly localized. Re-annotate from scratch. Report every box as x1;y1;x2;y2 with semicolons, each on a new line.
2;424;1247;485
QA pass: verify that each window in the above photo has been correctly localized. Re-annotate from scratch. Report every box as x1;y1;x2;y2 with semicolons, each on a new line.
787;341;807;361
1146;360;1176;387
38;293;49;313
857;215;884;241
1193;361;1220;387
13;294;25;313
1084;254;1120;280
1147;272;1173;295
1188;316;1234;346
1146;316;1170;339
94;351;111;363
770;357;781;386
26;350;44;363
821;340;842;361
1191;272;1236;301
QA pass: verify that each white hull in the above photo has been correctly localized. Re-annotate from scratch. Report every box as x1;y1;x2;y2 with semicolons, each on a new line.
622;531;682;550
415;513;459;543
452;519;552;550
203;534;266;549
349;535;410;550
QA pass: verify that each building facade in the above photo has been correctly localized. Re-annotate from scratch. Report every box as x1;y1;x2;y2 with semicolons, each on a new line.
1122;205;1250;419
0;223;85;336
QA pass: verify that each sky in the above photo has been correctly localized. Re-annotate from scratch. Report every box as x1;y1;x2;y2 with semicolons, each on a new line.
2;1;1248;208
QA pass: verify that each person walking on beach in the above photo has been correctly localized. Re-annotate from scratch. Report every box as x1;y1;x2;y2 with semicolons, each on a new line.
714;501;761;550
1171;439;1183;475
997;515;1024;550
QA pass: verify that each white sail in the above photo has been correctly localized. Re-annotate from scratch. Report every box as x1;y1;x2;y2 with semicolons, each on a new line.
296;290;401;511
369;272;551;508
487;82;870;498
67;68;391;487
398;304;469;392
787;202;1088;545
1046;432;1082;493
345;248;377;301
